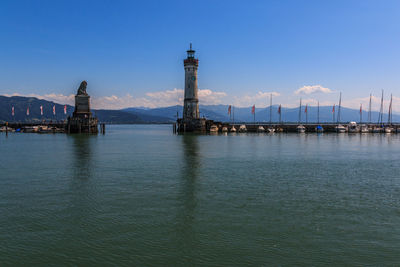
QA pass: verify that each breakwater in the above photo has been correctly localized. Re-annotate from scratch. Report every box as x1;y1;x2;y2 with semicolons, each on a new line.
176;121;400;133
0;122;106;134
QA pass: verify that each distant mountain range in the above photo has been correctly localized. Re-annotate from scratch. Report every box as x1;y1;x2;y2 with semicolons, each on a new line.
125;104;400;123
1;95;398;124
0;96;171;124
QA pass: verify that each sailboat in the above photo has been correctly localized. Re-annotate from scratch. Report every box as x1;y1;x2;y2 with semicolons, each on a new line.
373;90;385;133
266;93;275;133
385;94;394;133
315;101;324;133
297;98;305;133
257;125;265;132
348;121;360;133
360;124;370;133
335;92;346;133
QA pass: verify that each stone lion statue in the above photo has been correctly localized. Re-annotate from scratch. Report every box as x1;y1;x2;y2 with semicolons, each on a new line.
77;81;88;95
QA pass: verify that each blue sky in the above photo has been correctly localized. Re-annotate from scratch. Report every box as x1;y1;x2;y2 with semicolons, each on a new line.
1;0;400;110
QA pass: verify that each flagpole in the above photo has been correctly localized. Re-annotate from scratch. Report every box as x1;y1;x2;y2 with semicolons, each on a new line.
269;93;272;125
251;105;256;125
368;94;372;124
298;98;302;124
360;104;362;124
305;104;308;124
233;106;235;124
337;92;342;124
332;105;335;123
279;104;282;124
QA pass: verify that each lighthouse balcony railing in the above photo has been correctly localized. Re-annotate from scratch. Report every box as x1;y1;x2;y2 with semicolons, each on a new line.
184;58;199;65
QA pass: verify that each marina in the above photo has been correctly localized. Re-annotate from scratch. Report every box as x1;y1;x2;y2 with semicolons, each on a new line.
175;122;400;134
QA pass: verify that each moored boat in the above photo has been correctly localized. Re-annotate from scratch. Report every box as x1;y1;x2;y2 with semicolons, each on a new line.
360;125;370;133
0;126;15;132
335;124;346;133
257;126;265;132
348;122;360;133
297;125;306;133
230;126;237;132
38;125;52;133
385;127;394;134
238;125;247;133
372;126;384;133
23;126;39;133
267;127;275;133
221;126;228;132
209;125;219;133
315;125;324;133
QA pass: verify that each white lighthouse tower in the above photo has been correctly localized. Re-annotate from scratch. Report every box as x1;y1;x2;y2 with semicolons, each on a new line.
183;43;199;120
177;44;207;132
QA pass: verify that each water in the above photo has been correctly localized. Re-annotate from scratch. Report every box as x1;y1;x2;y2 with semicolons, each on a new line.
1;125;400;266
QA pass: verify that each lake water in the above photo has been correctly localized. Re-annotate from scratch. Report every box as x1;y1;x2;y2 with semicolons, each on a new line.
1;125;400;266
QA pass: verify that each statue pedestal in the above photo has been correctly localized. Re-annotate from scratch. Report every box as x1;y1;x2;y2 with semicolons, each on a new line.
73;95;91;118
67;94;98;134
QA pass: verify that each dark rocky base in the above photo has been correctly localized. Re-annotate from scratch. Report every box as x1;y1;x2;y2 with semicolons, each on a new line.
177;118;215;133
66;116;98;134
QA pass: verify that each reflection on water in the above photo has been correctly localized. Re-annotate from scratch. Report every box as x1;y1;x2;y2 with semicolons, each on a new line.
68;135;97;220
176;134;200;263
71;135;95;179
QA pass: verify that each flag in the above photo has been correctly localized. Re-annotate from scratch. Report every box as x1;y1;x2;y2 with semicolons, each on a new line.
251;105;255;114
228;105;231;115
53;105;56;115
332;105;335;113
305;104;308;113
26;107;30;116
360;104;362;114
278;104;281;114
11;106;14;116
64;105;67;114
40;105;43;115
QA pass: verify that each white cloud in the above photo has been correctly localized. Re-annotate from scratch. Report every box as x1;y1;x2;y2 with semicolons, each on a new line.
198;89;227;104
295;85;332;95
4;88;227;109
4;89;399;113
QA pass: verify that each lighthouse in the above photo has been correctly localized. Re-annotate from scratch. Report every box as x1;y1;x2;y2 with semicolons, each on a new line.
183;43;199;120
177;44;208;132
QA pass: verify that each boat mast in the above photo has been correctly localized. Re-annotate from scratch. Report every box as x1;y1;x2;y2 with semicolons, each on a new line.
388;94;393;125
378;90;384;125
317;101;320;124
368;94;372;124
269;93;272;125
305;104;308;124
298;98;302;124
332;104;335;122
337;92;342;123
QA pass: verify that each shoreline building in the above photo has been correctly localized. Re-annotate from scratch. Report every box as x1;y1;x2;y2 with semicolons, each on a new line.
177;44;210;132
66;81;98;133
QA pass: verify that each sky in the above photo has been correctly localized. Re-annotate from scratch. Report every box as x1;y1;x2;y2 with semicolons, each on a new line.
1;0;400;112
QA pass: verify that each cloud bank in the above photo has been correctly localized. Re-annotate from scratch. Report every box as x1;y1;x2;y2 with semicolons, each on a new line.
4;89;399;113
4;88;228;109
295;85;332;95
